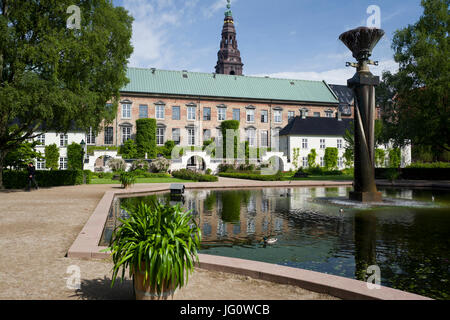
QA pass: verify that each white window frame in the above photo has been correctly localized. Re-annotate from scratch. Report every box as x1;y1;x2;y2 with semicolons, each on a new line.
246;129;256;147
60;134;68;147
261;110;268;123
59;157;68;170
274;110;282;123
302;157;308;168
37;134;45;145
288;111;295;121
156;127;165;146
337;139;343;149
260;130;269;148
122;127;131;144
320;139;326;149
302;138;308;149
187;106;196;121
172;128;180;145
36;159;46;170
246;109;255;123
156;105;165;120
320;157;325;167
122;104;131;119
188;128;196;146
218;108;226;121
104;127;114;145
87;128;96;145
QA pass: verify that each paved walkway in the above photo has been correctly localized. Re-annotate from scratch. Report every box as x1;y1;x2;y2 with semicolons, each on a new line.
0;179;342;300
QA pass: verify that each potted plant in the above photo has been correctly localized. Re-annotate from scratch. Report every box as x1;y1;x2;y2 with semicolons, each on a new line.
107;202;202;300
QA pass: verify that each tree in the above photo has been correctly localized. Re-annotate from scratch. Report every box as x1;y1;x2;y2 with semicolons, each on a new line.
67;142;83;170
378;0;449;160
0;0;133;188
45;144;60;170
375;148;387;168
120;139;138;159
4;141;42;170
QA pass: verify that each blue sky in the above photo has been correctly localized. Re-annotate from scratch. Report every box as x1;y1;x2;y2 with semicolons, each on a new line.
113;0;424;84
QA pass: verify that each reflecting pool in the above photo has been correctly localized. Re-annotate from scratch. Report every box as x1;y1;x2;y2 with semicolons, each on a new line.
100;187;450;300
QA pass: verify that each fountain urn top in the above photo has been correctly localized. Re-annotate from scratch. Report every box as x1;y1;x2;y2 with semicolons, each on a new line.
339;27;385;63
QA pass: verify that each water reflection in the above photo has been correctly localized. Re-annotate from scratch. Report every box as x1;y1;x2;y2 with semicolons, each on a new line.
100;187;450;300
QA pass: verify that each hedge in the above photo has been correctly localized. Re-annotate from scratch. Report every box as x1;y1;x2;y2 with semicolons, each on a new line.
172;169;218;182
136;118;157;159
220;120;240;160
3;170;91;189
375;168;450;180
218;172;283;181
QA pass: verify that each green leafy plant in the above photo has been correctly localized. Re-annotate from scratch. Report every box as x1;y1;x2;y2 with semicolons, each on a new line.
293;148;301;170
308;149;317;168
324;147;339;171
67;142;84;170
44;144;60;170
119;171;136;189
136;119;157;159
107;202;201;299
120;139;138;159
107;158;127;172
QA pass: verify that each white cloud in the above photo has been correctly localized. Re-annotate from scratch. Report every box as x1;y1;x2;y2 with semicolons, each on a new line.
203;0;238;18
250;60;399;85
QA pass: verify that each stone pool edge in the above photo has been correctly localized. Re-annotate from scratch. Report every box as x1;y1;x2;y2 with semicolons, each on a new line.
66;180;431;300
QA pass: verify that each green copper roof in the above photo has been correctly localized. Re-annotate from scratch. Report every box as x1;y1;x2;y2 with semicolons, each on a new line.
121;68;339;105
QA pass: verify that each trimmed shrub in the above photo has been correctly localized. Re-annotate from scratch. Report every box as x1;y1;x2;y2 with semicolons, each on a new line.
308;149;317;168
406;162;450;169
172;169;218;182
44;144;60;170
136;118;157;159
67;142;84;171
389;148;401;168
324;147;339;171
130;159;149;172
218;172;283;181
221;120;240;160
2;170;90;189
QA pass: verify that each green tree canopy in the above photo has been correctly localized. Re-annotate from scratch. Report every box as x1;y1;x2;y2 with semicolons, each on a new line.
378;0;449;159
0;0;133;187
44;144;60;170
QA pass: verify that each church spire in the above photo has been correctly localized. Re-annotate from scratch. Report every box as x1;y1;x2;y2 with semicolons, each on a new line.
215;0;244;75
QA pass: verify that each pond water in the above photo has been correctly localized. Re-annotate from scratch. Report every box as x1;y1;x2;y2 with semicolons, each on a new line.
100;187;450;300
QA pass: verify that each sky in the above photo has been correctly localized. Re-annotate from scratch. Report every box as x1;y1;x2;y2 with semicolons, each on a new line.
112;0;424;85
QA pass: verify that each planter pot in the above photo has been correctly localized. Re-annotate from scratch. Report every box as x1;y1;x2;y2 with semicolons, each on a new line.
133;268;176;300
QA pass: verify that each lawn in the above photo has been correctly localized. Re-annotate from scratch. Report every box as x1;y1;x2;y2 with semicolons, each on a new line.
90;177;189;184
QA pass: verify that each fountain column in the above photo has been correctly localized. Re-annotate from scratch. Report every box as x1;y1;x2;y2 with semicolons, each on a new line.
339;27;384;203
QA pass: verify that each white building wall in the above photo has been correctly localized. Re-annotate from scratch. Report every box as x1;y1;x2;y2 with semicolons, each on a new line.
33;131;87;170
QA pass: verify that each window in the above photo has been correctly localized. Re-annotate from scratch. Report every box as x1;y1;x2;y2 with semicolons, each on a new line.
233;109;240;121
325;110;334;118
187;106;196;121
86;128;96;145
246;129;256;147
337;139;343;149
156;127;165;146
274;110;282;123
188;128;195;146
104;127;114;145
172;128;180;145
59;157;68;170
36;159;46;170
60;134;68;147
37;134;45;145
246;109;255;123
172;106;181;120
320;157;325;167
203;107;211;121
156;105;165;120
338;157;344;168
139;105;148;119
302;138;308;149
122;127;131;144
320;139;326;149
218;108;226;121
288;111;295;122
261;110;268;123
122;104;131;119
203;129;211;142
314;112;320;118
260;130;269;147
216;129;223;146
302;157;308;168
